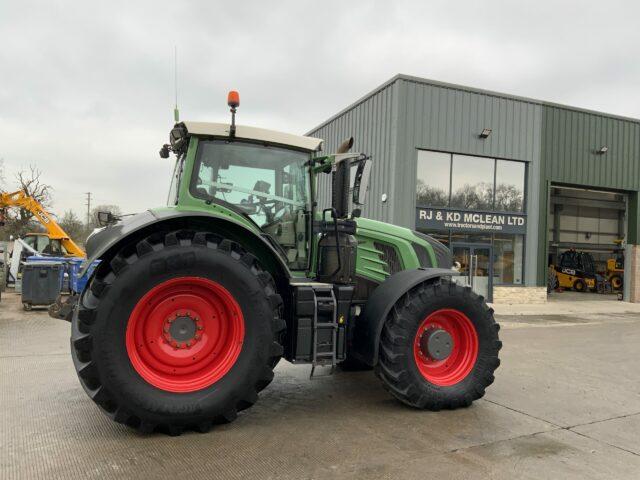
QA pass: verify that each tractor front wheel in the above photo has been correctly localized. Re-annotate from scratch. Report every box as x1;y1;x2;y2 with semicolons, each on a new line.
70;230;285;435
375;280;501;410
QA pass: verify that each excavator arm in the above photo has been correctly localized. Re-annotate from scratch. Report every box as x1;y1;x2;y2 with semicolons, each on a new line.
0;190;85;257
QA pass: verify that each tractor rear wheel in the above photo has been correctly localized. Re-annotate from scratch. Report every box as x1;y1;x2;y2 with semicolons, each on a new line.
375;280;501;410
70;230;285;435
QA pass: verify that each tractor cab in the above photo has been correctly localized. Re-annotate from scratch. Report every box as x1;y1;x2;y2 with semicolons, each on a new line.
163;95;372;273
188;136;313;270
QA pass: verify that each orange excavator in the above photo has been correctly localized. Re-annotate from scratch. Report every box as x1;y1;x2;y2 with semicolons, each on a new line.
0;190;85;257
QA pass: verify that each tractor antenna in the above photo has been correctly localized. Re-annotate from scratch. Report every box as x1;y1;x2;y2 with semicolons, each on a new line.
227;90;240;137
173;46;180;123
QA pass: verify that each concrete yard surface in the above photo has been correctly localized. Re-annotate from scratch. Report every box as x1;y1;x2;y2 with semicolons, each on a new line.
1;292;640;479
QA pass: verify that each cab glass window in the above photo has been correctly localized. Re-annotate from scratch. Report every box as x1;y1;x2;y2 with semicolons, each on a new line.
190;140;311;269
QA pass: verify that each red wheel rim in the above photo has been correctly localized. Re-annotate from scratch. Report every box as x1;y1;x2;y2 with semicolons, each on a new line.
413;309;478;386
125;277;244;393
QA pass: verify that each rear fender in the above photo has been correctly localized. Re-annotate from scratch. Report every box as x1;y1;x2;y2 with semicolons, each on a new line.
350;268;459;366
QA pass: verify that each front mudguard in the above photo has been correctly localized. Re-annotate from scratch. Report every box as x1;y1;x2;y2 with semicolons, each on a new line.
80;210;162;276
79;209;292;283
350;268;459;366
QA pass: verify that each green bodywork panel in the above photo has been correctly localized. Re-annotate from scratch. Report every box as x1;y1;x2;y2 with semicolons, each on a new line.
161;135;438;283
354;217;436;283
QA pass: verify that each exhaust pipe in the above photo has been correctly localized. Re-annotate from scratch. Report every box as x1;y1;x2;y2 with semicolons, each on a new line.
336;137;354;154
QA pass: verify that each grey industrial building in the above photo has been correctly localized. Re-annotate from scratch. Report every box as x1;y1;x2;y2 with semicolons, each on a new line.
308;75;640;303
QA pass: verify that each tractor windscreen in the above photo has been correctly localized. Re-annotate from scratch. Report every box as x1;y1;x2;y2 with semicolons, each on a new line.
191;140;310;228
191;140;311;269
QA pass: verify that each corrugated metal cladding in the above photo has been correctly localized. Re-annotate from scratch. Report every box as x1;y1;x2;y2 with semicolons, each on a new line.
308;82;397;223
307;76;544;229
541;106;640;191
393;77;542;228
536;106;640;283
307;74;640;287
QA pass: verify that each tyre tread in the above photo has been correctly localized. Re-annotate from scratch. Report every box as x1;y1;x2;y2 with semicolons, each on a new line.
70;229;285;435
375;279;501;410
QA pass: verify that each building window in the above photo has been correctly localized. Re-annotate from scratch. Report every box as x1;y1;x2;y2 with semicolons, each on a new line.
419;229;450;246
415;150;527;288
450;232;492;244
493;234;524;284
495;160;525;212
450;155;494;210
416;150;526;213
416;151;450;207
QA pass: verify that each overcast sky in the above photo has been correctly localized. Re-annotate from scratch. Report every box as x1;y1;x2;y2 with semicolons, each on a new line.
1;0;639;220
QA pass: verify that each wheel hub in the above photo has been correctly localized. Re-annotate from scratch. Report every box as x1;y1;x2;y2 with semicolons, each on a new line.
126;277;245;393
419;328;453;360
161;310;203;349
413;309;479;386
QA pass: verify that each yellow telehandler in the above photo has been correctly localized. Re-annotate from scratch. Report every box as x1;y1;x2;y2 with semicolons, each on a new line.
0;190;85;257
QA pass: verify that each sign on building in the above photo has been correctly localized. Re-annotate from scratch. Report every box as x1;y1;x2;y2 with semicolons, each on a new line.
416;207;527;234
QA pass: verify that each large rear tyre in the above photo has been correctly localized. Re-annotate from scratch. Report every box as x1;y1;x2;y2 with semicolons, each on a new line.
71;230;285;435
375;280;501;410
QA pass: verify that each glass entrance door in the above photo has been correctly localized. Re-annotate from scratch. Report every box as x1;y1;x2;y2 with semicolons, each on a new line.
452;244;492;300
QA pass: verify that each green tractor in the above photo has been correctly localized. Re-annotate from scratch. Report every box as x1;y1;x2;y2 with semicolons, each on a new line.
71;92;501;434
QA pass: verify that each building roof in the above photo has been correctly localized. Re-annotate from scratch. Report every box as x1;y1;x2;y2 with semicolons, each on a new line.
307;74;640;134
181;121;323;152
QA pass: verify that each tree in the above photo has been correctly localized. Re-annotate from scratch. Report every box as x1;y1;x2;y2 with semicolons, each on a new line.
494;183;523;212
0;165;52;240
416;179;448;206
59;210;85;245
451;182;494;210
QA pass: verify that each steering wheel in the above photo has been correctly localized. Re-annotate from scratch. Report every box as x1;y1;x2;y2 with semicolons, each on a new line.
256;198;278;224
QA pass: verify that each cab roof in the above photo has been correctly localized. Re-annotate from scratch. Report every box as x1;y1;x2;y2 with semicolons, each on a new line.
180;121;323;152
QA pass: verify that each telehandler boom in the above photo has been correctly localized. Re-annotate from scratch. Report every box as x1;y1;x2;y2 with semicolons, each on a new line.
0;190;85;257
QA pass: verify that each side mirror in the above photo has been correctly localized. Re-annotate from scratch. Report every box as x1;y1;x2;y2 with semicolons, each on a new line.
351;158;372;206
97;211;119;226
